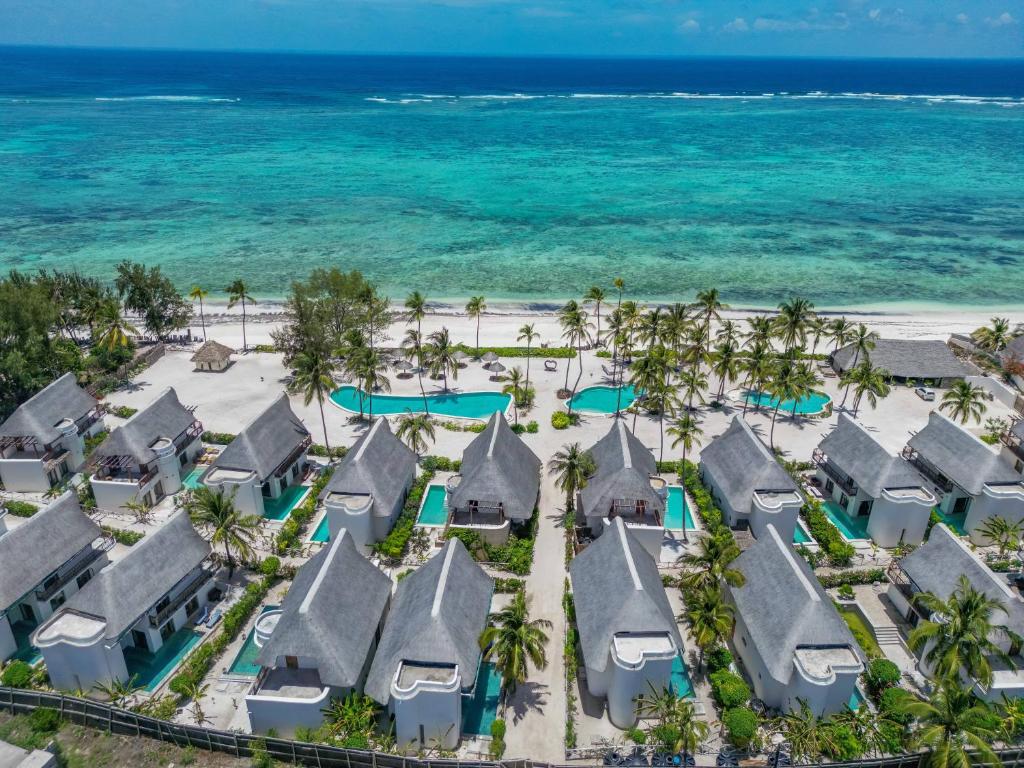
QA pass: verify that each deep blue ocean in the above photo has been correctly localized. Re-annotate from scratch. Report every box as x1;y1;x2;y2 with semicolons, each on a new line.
1;47;1022;307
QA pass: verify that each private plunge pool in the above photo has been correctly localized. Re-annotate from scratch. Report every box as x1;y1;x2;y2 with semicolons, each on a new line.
330;386;511;420
665;486;696;531
567;385;638;414
741;389;831;416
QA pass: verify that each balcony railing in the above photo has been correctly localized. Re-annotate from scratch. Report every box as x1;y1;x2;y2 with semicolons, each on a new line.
902;449;955;494
35;537;115;602
148;564;216;628
1001;433;1024;463
812;450;858;496
272;436;312;479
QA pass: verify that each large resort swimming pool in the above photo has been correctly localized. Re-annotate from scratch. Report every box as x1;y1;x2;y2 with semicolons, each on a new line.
741;389;831;415
567;385;638;414
330;386;511;420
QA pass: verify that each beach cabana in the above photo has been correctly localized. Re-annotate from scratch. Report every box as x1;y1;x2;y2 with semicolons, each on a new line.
832;339;967;386
190;341;235;372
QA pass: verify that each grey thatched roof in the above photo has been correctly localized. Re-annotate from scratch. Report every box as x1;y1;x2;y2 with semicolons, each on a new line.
900;524;1024;635
833;339;967;380
569;518;682;673
698;417;797;514
580;421;664;518
364;538;493;704
0;493;101;609
209;394;309;480
320;419;417;518
0;374;97;444
190;341;235;364
1013;419;1024;441
60;510;211;639
255;529;390;689
1001;336;1024;364
818;415;927;498
448;411;541;521
728;524;858;684
93;388;197;465
908;411;1020;495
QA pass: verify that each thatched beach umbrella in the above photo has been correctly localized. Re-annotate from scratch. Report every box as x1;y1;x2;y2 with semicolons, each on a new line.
481;351;499;363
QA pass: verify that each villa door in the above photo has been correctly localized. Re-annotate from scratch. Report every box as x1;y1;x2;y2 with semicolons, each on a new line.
19;604;35;623
285;655;299;669
132;629;149;651
952;496;971;516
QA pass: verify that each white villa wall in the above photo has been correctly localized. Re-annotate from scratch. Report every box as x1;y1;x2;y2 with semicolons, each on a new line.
700;465;742;528
0;459;53;493
731;612;785;709
865;497;932;547
134;572;215;654
0;615;16;661
208;475;264;518
328;500;374;550
786;664;860;717
15;553;110;628
392;686;462;750
964;491;1024;543
91;476;152;514
448;520;510;546
607;653;674;729
44;638;128;692
748;497;801;546
246;684;334;736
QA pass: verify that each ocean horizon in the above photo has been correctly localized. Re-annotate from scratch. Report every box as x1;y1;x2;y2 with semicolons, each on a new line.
1;47;1022;308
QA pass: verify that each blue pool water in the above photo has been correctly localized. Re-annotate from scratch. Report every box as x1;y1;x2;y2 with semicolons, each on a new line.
462;662;503;736
793;522;812;545
670;655;695;699
665;486;695;531
934;507;967;535
310;514;330;544
418;484;449;527
824;500;870;540
124;628;202;692
848;687;868;711
227;605;279;677
743;390;831;415
331;386;510;420
182;466;206;490
568;385;638;414
261;484;310;521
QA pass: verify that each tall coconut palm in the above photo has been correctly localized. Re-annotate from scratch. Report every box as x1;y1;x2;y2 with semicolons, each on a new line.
972;317;1014;353
694;288;728;344
226;279;255;352
628;346;668;434
584;286;606;345
939;381;989;425
636;688;710;755
188;486;261;578
775;297;817;352
189;285;209;341
828;317;856;354
685;586;735;669
396;412;435;456
548;442;596;513
560;303;593;413
839;324;878;407
715;318;741;347
502;367;526;425
426;327;458;393
678;534;745;590
900;678;1001;768
288;349;337;452
744;314;775;349
94;299;138;352
739;341;773;414
359;348;391;422
978;516;1024;558
710;339;741;404
909;575;1021;687
667;414;703;543
775;701;838;764
479;591;551;701
766;357;800;450
808;316;828;356
840;362;891;418
517;323;540;395
402;328;430;415
404;290;427;333
465;296;486;355
677;368;708;417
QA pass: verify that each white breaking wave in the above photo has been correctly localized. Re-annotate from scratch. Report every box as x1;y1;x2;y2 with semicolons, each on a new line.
94;95;240;103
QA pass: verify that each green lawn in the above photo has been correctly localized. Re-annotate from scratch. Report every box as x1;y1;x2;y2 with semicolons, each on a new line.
839;608;883;660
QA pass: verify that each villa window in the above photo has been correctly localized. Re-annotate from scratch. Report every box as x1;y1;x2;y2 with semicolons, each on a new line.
839;493;849;509
179;453;187;467
825;479;834;494
154;595;171;614
76;570;92;589
49;593;66;611
160;619;175;641
185;596;199;617
858;499;873;517
953;496;971;516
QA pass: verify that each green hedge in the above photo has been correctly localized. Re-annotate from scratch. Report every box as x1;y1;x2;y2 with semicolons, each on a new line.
3;501;38;518
456;345;576;359
201;431;236;445
494;577;526;594
865;658;901;699
110;405;138;419
275;467;334;554
101;525;145;546
169;576;273;696
723;707;759;748
551;411;571;430
680;459;731;538
802;500;855;566
307;444;348;459
710;670;750;709
817;568;886;589
445;507;537;575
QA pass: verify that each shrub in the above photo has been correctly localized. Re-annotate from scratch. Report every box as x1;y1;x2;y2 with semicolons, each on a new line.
3;500;38;518
802;500;855;566
626;727;647;744
457;344;576;359
489;739;506;759
259;556;280;578
511;423;526;434
250;739;274;768
275;467;334;554
1;661;33;688
110;405;138;419
865;659;901;698
710;670;750;709
420;455;458;473
28;707;61;734
837;583;855;600
722;707;758;748
490;719;506;740
526;420;539;433
494;577;525;594
551;411;571;430
650;723;681;750
307;444;347;459
341;732;370;749
707;646;734;675
201;430;236;445
822;723;865;761
818;568;886;589
101;525;145;546
252;344;276;353
879;687;914;725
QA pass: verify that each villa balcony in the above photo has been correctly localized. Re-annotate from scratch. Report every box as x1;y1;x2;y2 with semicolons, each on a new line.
607;498;662;528
148;563;216;628
272;436;312;479
34;537;115;602
901;448;955;494
812;450;858;497
1002;433;1024;463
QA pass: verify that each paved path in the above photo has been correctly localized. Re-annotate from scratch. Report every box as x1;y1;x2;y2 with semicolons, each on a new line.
503;469;568;763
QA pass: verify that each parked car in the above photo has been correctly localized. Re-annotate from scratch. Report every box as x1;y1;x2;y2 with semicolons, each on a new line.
915;386;936;401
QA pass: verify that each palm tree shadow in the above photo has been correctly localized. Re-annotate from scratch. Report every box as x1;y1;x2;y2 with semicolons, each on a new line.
505;680;549;724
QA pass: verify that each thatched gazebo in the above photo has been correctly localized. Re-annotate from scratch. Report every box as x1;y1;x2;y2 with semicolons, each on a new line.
190;341;235;372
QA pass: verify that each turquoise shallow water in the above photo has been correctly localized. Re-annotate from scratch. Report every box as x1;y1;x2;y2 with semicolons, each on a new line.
330;386;510;420
744;389;831;415
1;50;1022;307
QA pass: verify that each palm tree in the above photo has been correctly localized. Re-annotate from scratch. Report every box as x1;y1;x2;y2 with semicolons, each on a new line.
502;367;526;425
548;443;596;513
187;486;261;578
288;349;336;452
559;302;593;413
404;290;427;333
402;328;430;416
189;285;209;341
766;357;799;450
909;575;1021;687
426;327;458;393
679;534;745;590
715;318;741;347
322;692;379;740
93;675;143;707
978;516;1023;558
226;279;255;352
685;586;735;669
629;346;670;434
710;339;741;404
940;382;989;425
636;686;710;755
694;288;727;343
840;362;891;418
744;314;775;348
839;324;878;407
776;701;838;764
775;297;817;352
828;317;856;354
610;278;626;401
808;316;828;355
94;299;138;351
584;286;606;345
180;680;210;725
900;678;1001;768
479;591;551;701
666;414;703;543
466;296;486;355
518;323;540;396
359;348;391;422
739;341;773;414
395;412;435;456
972;317;1014;353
